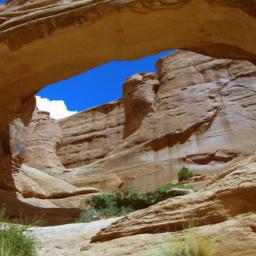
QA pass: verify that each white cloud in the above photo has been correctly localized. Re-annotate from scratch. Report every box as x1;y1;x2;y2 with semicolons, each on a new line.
36;96;78;120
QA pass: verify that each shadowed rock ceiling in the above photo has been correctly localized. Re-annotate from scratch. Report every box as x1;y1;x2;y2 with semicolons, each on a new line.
0;0;255;128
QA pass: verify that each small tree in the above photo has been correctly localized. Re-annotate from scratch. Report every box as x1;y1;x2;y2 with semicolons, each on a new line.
178;166;194;182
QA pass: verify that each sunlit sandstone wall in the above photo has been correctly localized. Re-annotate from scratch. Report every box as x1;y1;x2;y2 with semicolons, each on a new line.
56;51;256;191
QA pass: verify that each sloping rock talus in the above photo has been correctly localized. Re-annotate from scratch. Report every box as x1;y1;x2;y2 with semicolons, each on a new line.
28;217;121;256
0;0;256;129
83;214;256;256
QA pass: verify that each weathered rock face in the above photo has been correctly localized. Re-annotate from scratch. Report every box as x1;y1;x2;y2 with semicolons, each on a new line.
56;50;256;191
83;214;256;256
123;73;159;138
0;96;35;192
58;100;124;169
0;107;101;225
28;217;121;256
23;109;65;174
0;0;256;130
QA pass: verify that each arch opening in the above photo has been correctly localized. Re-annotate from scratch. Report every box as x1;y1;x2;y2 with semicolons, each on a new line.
36;50;174;119
0;0;256;225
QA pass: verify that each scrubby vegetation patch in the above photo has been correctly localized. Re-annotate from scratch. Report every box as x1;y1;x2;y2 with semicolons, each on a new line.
154;230;215;256
0;207;40;256
78;182;195;223
0;225;38;256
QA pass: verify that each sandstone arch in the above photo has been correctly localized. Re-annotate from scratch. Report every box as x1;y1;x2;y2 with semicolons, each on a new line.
0;0;256;128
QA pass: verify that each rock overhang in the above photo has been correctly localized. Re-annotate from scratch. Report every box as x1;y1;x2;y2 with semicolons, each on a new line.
0;0;256;129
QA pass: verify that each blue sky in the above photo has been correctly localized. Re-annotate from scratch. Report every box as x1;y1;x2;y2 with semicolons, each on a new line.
37;50;174;117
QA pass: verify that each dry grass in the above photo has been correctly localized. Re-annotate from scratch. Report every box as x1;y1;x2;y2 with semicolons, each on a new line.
154;230;215;256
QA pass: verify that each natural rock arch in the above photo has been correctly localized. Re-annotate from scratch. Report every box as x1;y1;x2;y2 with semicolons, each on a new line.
0;0;256;128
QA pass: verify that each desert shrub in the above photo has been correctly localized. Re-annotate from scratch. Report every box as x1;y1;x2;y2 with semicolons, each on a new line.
113;189;165;210
178;166;194;182
0;207;45;227
154;230;215;256
0;208;8;223
14;212;45;227
0;207;39;255
77;183;196;223
0;226;38;256
77;191;144;222
77;189;169;223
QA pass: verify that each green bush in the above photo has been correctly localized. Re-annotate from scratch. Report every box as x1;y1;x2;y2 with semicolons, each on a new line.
178;166;194;182
89;193;117;210
77;182;196;223
0;226;38;256
78;188;176;223
77;190;147;222
113;189;165;210
0;207;40;255
154;230;215;256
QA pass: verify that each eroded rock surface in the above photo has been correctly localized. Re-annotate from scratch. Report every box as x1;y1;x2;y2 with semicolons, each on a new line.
58;100;124;169
82;214;256;256
78;155;256;256
123;73;159;138
28;217;120;256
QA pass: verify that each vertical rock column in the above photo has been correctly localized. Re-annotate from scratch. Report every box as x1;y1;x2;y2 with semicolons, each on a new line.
23;109;65;174
123;73;159;138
